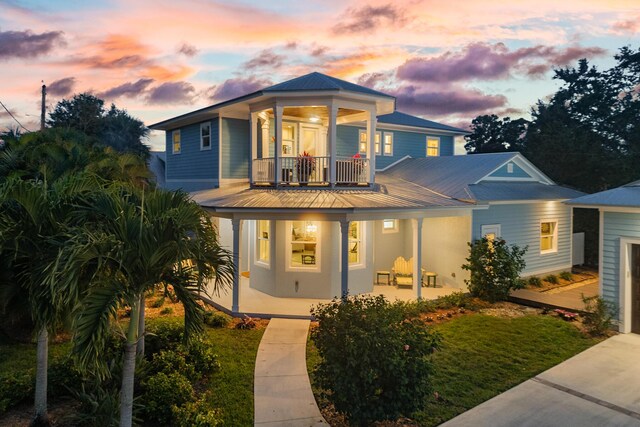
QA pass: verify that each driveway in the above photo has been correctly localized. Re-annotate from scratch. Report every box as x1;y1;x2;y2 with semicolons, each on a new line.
441;334;640;427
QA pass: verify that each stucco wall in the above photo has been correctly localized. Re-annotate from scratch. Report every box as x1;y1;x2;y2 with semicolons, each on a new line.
422;216;471;289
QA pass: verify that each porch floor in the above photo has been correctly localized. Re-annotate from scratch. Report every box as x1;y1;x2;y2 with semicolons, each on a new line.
203;277;461;319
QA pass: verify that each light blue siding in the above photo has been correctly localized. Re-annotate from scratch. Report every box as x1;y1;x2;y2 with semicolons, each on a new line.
165;119;219;191
472;202;572;275
602;212;640;313
221;118;249;179
336;125;454;169
489;162;531;178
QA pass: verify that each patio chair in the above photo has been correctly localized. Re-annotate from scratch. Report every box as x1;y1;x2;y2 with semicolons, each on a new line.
392;256;425;288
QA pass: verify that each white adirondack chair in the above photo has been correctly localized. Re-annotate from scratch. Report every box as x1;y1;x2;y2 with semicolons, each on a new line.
392;256;424;288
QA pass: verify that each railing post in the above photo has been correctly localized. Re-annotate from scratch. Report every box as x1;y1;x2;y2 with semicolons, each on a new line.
249;112;257;184
367;109;377;185
328;103;338;186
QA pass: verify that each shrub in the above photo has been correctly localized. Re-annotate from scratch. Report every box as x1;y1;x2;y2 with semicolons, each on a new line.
145;318;184;355
311;295;440;425
160;307;174;315
173;396;224;427
462;237;527;302
527;276;542;287
544;274;559;284
150;350;198;381
141;372;195;425
433;292;471;309
203;311;230;328
183;338;220;375
0;371;33;413
559;271;574;281
582;295;617;336
48;357;83;397
151;296;165;308
66;382;137;427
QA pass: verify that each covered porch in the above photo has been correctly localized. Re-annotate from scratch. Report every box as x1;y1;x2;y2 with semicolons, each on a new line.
203;276;461;319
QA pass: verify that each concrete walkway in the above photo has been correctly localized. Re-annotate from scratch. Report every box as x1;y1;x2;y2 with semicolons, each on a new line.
254;318;327;427
441;334;640;427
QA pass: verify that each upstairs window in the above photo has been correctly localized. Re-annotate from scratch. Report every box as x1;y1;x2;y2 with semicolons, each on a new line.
540;220;558;254
427;137;440;157
200;123;211;150
172;130;181;154
383;132;393;156
358;130;382;155
256;220;270;265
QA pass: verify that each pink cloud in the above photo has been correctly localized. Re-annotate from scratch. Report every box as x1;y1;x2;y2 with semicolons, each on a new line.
0;29;64;60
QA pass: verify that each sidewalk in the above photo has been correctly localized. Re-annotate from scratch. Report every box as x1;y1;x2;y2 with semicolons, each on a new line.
254;318;327;427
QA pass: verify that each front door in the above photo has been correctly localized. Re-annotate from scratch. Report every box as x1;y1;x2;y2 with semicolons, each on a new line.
632;244;640;333
300;126;320;156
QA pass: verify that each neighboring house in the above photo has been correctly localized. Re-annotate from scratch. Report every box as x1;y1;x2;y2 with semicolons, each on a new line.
149;72;582;315
567;181;640;333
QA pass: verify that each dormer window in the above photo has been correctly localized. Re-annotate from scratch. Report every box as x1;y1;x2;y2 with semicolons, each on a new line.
507;163;514;173
427;137;439;157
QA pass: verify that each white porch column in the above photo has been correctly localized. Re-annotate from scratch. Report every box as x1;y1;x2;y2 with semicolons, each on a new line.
412;217;423;300
249;112;258;183
367;109;377;184
274;105;284;186
231;218;242;313
340;219;350;297
328;103;338;185
261;119;270;159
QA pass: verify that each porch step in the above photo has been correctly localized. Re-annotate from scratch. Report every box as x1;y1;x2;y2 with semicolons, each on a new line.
254;318;327;426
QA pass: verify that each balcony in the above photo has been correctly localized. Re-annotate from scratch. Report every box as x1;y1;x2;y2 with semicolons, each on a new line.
252;156;370;187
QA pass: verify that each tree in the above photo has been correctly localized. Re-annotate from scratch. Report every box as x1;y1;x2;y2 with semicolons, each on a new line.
57;187;234;427
0;174;99;424
47;93;150;158
462;237;527;302
464;114;528;154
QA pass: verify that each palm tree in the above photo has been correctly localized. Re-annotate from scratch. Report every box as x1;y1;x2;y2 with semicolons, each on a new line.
0;174;99;424
59;185;233;427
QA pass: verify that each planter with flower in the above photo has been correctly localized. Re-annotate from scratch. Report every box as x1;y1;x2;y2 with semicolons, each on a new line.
295;151;316;185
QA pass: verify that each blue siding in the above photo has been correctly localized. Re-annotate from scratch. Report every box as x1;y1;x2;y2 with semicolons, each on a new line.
602;212;640;318
221;118;249;179
336;125;454;169
472;202;572;275
165;119;219;191
489;162;530;178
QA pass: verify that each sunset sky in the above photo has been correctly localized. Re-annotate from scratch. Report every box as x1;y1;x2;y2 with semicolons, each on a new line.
1;0;638;150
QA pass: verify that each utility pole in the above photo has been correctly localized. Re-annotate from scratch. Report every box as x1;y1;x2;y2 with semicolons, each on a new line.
40;82;46;131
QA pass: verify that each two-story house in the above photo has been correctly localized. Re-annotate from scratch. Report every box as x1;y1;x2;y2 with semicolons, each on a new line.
150;72;583;317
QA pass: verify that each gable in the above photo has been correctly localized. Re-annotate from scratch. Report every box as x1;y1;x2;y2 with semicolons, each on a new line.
488;161;531;179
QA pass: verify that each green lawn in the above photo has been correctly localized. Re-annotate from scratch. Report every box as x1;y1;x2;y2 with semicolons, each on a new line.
0;319;264;426
308;313;600;426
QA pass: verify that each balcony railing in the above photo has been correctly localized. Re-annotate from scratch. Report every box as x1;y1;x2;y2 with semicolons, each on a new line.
252;156;370;186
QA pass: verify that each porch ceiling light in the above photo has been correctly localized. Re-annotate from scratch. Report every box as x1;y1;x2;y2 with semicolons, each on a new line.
306;223;317;233
309;116;320;122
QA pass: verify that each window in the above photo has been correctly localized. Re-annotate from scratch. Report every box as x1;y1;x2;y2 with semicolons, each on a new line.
172;130;181;154
383;132;393;156
256;220;270;265
282;123;295;156
358;130;382;155
427;137;439;157
540;220;558;254
507;163;514;173
382;219;398;233
290;221;319;268
348;221;361;264
200;123;211;150
359;130;367;153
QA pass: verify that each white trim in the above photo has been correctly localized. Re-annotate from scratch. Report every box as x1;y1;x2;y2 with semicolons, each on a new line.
481;224;501;239
376;155;411;171
218;115;223;182
382;131;393;156
599;209;604;296
573;206;640;214
488;199;570;205
476;153;554;185
619;237;640;333
540;218;559;255
200;122;212;151
286;220;322;272
426;136;440;157
172;129;181;154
